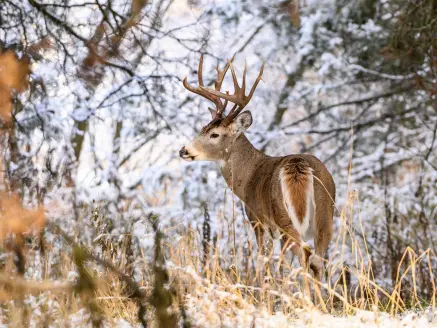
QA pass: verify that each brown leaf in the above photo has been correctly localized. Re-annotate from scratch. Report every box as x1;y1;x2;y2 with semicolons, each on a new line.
26;37;52;58
0;50;31;122
280;1;300;27
131;0;149;18
0;193;45;242
0;51;31;92
0;88;12;122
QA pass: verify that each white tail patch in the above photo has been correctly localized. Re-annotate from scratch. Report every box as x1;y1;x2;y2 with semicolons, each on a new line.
279;168;316;240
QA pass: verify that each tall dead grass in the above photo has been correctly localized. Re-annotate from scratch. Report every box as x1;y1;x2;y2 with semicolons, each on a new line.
0;170;435;326
168;188;436;319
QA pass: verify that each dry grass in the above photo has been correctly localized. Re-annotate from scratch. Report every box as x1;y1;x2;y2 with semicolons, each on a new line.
0;188;435;327
167;190;436;319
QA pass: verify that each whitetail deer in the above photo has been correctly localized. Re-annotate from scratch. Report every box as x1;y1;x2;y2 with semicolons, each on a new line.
179;55;335;280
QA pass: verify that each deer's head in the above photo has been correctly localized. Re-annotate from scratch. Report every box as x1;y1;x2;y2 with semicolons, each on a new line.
179;55;264;163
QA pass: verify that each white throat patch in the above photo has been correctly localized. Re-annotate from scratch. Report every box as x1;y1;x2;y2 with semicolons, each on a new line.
215;160;226;169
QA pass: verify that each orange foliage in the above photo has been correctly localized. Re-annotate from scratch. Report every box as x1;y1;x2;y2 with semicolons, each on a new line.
0;193;45;242
0;50;31;122
0;49;44;242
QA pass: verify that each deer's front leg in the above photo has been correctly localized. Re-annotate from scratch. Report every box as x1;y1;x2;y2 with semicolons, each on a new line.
245;207;275;283
245;206;265;255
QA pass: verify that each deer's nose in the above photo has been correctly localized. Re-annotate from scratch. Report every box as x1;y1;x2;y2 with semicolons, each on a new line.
179;146;187;158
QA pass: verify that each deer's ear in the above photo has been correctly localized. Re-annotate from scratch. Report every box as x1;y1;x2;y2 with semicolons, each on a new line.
208;107;217;119
233;111;253;134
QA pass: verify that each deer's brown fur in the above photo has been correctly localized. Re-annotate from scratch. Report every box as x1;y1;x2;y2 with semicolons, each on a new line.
281;158;314;225
180;56;336;280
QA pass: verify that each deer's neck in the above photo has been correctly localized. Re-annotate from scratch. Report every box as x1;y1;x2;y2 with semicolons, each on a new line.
218;134;266;202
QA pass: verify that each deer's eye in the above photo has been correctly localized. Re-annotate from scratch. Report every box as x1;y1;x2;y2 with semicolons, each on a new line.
210;133;219;139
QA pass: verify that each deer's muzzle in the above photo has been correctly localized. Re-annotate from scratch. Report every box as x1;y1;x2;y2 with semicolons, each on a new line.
179;146;195;161
179;146;186;157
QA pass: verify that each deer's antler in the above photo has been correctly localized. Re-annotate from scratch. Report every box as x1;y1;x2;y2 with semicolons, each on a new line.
200;60;264;126
183;54;234;122
183;55;264;126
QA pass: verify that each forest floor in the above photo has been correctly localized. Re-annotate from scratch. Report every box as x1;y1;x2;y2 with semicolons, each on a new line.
0;225;436;327
0;199;435;327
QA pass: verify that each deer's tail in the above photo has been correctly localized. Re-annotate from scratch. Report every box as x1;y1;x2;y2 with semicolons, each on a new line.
279;158;315;239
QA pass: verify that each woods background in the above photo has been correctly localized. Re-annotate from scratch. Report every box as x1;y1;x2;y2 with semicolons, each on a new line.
0;0;436;326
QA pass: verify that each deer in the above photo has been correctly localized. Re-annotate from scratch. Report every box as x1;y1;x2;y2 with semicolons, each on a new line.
179;55;336;280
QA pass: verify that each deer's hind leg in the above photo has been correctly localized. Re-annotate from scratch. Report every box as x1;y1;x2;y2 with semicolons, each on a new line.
279;223;311;271
310;201;334;281
278;222;313;298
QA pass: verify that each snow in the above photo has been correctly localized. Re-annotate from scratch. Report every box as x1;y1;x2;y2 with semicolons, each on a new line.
1;0;436;326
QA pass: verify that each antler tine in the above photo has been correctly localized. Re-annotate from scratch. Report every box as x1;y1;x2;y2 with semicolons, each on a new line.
215;54;235;92
227;103;238;118
247;62;264;100
229;61;241;94
198;54;204;87
225;62;243;118
241;60;247;96
183;76;217;105
223;95;229;111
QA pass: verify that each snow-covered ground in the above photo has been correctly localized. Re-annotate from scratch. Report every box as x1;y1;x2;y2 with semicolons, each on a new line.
40;300;437;328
